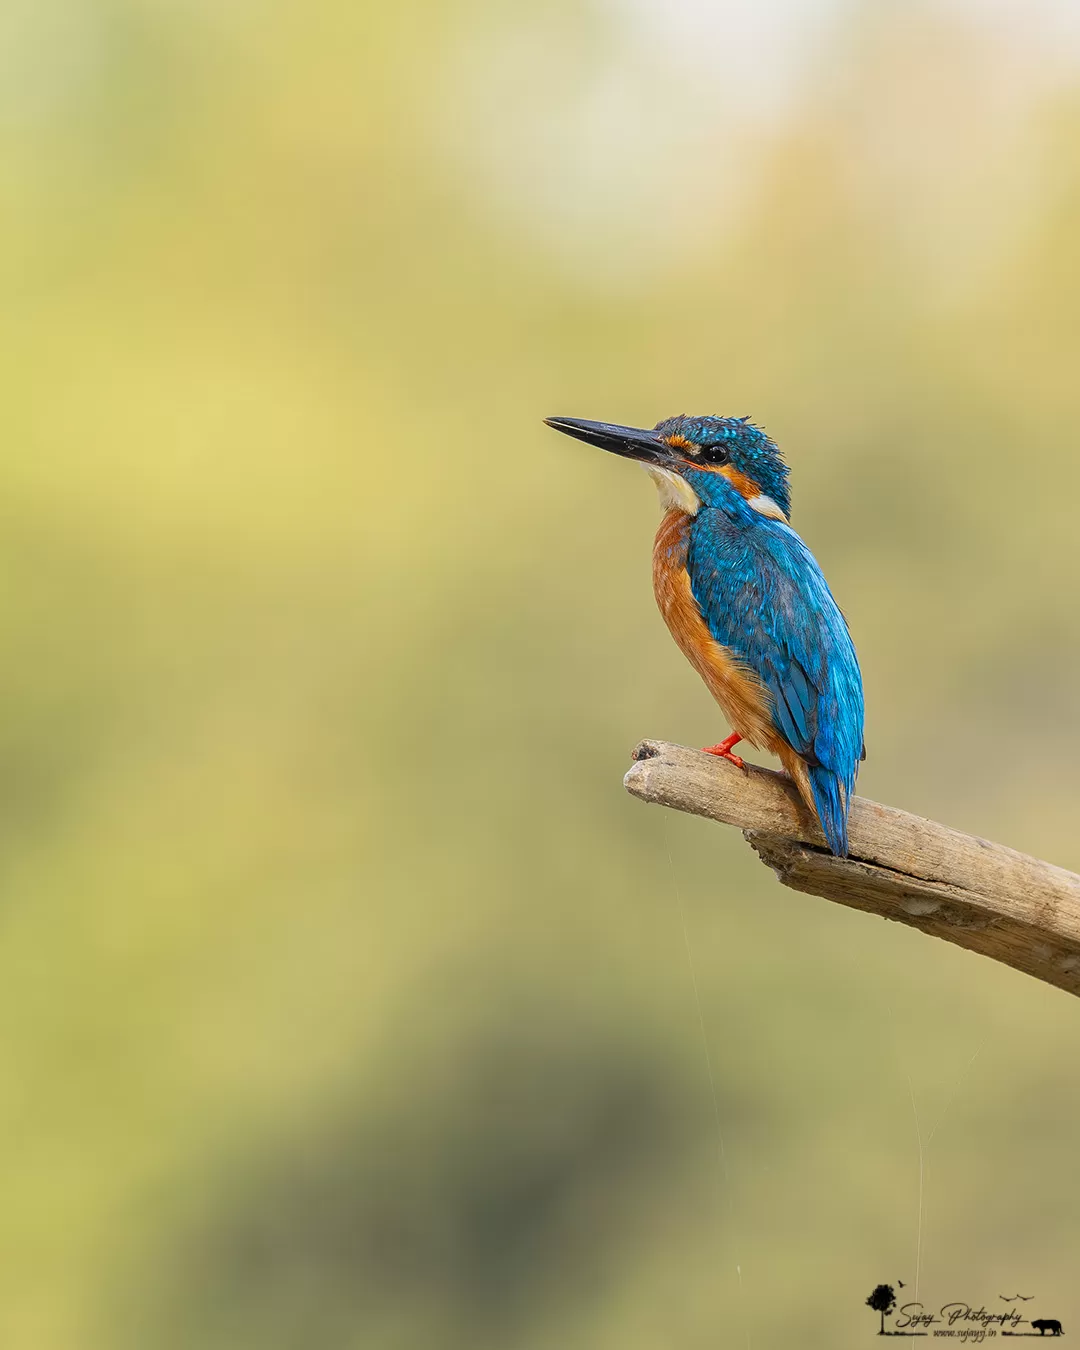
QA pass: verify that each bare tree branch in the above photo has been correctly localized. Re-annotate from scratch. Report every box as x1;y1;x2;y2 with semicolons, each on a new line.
624;740;1080;998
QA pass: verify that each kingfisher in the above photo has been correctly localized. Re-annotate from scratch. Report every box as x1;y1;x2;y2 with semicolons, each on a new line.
545;413;865;857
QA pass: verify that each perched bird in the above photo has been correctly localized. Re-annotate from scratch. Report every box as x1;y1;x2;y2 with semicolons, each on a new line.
545;413;865;856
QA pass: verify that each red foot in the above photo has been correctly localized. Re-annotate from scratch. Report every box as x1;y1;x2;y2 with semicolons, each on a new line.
701;733;746;770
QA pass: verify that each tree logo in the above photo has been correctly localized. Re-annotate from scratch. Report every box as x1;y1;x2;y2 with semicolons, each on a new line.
865;1284;899;1336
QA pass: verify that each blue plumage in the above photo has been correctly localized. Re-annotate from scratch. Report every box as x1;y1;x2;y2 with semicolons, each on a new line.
683;467;864;855
544;410;866;857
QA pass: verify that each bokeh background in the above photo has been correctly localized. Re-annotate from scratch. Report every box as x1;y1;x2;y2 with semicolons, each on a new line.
3;0;1080;1345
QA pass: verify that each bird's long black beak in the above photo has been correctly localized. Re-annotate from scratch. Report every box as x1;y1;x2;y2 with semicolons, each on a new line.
543;416;674;465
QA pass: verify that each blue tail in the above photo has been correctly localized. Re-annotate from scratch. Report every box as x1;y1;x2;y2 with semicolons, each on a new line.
808;764;852;858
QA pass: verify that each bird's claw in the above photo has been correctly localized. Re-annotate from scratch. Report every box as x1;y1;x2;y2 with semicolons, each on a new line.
702;742;747;770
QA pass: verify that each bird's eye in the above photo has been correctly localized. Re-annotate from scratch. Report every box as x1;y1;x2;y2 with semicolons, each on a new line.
702;443;731;465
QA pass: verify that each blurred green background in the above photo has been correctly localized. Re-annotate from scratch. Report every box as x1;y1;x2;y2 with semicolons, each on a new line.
3;0;1080;1345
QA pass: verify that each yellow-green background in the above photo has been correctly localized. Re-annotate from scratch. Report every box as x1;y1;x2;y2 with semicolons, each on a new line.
3;1;1079;1345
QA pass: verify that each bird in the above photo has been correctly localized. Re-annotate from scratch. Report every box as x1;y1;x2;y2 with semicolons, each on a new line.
544;413;865;857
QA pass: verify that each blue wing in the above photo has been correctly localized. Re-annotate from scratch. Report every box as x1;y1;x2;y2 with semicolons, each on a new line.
687;504;864;855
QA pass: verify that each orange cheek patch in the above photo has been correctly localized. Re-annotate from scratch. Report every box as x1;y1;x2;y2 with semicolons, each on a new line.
664;434;695;452
717;464;761;499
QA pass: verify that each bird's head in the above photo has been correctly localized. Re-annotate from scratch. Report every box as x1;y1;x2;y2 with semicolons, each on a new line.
544;413;791;521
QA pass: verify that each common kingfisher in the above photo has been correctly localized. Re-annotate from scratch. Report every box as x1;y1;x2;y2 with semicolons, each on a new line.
545;414;865;857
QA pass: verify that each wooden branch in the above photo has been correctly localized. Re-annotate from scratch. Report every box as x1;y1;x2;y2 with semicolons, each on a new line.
624;740;1080;998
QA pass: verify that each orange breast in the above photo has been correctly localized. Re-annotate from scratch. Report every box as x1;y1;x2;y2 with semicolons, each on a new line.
651;509;782;754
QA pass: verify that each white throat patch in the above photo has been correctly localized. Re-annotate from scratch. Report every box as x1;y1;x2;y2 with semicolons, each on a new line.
645;466;701;516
